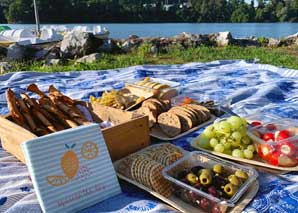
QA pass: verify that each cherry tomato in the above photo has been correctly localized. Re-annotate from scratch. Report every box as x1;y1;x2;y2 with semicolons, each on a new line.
258;144;274;160
262;132;275;142
266;123;277;131
251;121;262;127
183;96;193;104
276;130;291;141
277;141;296;156
268;151;281;166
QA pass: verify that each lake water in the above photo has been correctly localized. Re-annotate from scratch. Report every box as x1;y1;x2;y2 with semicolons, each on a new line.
1;23;298;39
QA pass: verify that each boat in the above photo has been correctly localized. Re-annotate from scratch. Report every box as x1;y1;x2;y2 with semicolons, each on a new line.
0;0;109;47
0;35;14;47
71;25;110;39
0;28;63;46
0;26;11;32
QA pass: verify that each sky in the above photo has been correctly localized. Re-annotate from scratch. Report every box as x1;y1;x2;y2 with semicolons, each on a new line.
245;0;257;4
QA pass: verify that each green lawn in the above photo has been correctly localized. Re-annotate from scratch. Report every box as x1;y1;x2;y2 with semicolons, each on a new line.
7;46;298;73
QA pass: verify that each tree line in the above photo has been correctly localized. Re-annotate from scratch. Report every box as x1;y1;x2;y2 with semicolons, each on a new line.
1;0;298;24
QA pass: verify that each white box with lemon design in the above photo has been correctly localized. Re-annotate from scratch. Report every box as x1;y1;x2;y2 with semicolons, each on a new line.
22;123;121;213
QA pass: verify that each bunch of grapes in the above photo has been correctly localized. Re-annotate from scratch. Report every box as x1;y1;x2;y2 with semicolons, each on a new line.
197;116;255;159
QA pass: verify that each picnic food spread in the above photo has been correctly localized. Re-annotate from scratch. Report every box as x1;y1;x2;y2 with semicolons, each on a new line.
176;164;248;198
248;121;298;167
195;116;254;159
130;77;179;100
90;89;145;110
162;151;258;213
117;144;183;197
6;84;91;136
0;77;296;213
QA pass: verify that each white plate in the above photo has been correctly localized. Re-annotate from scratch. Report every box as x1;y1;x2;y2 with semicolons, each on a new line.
150;114;216;141
191;139;298;172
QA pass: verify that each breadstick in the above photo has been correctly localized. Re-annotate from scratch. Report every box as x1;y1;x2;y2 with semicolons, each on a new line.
39;98;67;117
21;93;72;130
49;85;75;105
6;89;30;130
31;108;57;133
17;98;41;133
27;83;46;97
52;98;85;119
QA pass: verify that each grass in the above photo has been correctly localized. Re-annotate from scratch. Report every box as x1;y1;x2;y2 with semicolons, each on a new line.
6;46;298;73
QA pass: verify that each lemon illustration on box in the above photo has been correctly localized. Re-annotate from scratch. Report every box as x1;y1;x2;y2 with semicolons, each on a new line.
22;124;121;213
47;142;99;187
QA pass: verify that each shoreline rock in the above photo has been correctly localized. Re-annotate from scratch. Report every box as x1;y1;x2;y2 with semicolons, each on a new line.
1;31;297;62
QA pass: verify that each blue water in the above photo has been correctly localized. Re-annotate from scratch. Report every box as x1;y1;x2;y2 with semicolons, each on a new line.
1;23;298;39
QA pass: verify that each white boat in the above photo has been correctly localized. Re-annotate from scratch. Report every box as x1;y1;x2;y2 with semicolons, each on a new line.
71;25;110;39
0;28;63;46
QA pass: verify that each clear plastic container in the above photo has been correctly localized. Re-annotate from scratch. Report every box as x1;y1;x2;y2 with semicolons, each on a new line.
125;77;181;100
246;120;298;167
162;151;258;213
171;95;232;117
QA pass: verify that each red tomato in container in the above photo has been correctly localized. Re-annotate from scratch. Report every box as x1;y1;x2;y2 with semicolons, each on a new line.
262;132;275;142
277;141;296;156
258;144;274;160
268;151;280;166
251;121;262;127
275;130;291;141
265;123;277;131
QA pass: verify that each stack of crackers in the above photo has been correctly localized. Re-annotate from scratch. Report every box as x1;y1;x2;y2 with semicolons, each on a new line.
117;144;183;197
158;104;211;137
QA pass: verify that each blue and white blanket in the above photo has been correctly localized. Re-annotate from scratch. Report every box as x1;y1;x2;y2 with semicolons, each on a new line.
1;60;298;213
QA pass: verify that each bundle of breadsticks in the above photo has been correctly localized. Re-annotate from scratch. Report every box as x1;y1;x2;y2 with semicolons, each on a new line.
5;84;91;136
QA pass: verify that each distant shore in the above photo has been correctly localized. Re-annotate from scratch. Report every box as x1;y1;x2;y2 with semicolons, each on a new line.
1;31;298;74
2;23;298;39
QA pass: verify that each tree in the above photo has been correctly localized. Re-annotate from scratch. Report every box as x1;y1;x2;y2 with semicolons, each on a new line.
0;6;5;23
6;0;34;23
230;1;254;22
3;0;298;24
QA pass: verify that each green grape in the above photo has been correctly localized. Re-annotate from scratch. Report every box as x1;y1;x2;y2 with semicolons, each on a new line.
241;118;248;128
232;149;245;158
227;116;243;130
223;148;232;155
210;138;219;148
228;137;240;147
241;136;251;145
238;126;247;137
220;137;227;144
214;144;225;153
223;141;232;150
215;131;225;139
197;133;211;149
243;149;254;159
218;121;232;134
203;125;215;139
231;131;242;143
213;122;220;132
247;145;255;152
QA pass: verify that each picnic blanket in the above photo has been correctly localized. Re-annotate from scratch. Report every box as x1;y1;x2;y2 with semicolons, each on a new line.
1;60;298;213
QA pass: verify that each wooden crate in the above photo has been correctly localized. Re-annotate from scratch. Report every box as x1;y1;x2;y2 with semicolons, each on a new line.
0;103;150;163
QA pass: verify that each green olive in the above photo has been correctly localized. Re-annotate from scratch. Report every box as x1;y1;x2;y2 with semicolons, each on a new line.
235;170;248;180
200;169;212;176
224;183;237;197
228;174;241;186
199;173;212;186
186;173;199;185
213;164;223;174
